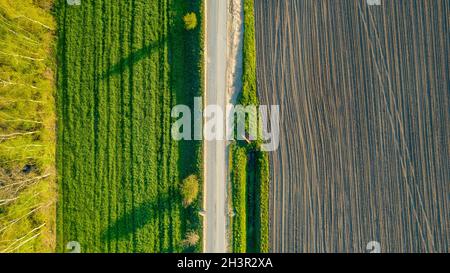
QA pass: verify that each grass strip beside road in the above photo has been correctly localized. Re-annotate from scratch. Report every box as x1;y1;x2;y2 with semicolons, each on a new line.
230;0;269;253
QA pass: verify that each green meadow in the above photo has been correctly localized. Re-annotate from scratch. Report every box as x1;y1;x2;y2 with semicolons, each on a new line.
56;0;204;253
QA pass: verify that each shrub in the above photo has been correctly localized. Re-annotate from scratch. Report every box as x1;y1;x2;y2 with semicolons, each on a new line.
182;231;200;247
183;12;198;30
181;175;199;207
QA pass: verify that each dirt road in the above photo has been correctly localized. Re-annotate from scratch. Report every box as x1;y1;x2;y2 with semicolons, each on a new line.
204;0;228;253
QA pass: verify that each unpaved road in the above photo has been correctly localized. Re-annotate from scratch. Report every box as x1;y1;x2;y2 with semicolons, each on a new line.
204;0;228;253
255;0;449;252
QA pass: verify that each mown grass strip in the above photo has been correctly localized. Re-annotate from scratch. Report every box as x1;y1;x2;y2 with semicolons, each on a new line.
231;145;247;253
230;0;270;253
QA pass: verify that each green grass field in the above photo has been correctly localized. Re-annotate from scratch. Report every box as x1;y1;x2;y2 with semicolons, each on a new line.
56;0;204;253
230;0;269;253
231;144;269;253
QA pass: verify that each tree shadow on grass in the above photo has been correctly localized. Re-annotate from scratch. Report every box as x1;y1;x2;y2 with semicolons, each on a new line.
100;38;166;80
100;195;170;249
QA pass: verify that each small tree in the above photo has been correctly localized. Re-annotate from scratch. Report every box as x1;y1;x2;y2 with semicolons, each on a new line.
183;12;197;30
182;231;200;247
181;175;199;207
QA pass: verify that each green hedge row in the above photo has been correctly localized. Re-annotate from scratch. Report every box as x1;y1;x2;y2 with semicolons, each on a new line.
230;0;269;253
